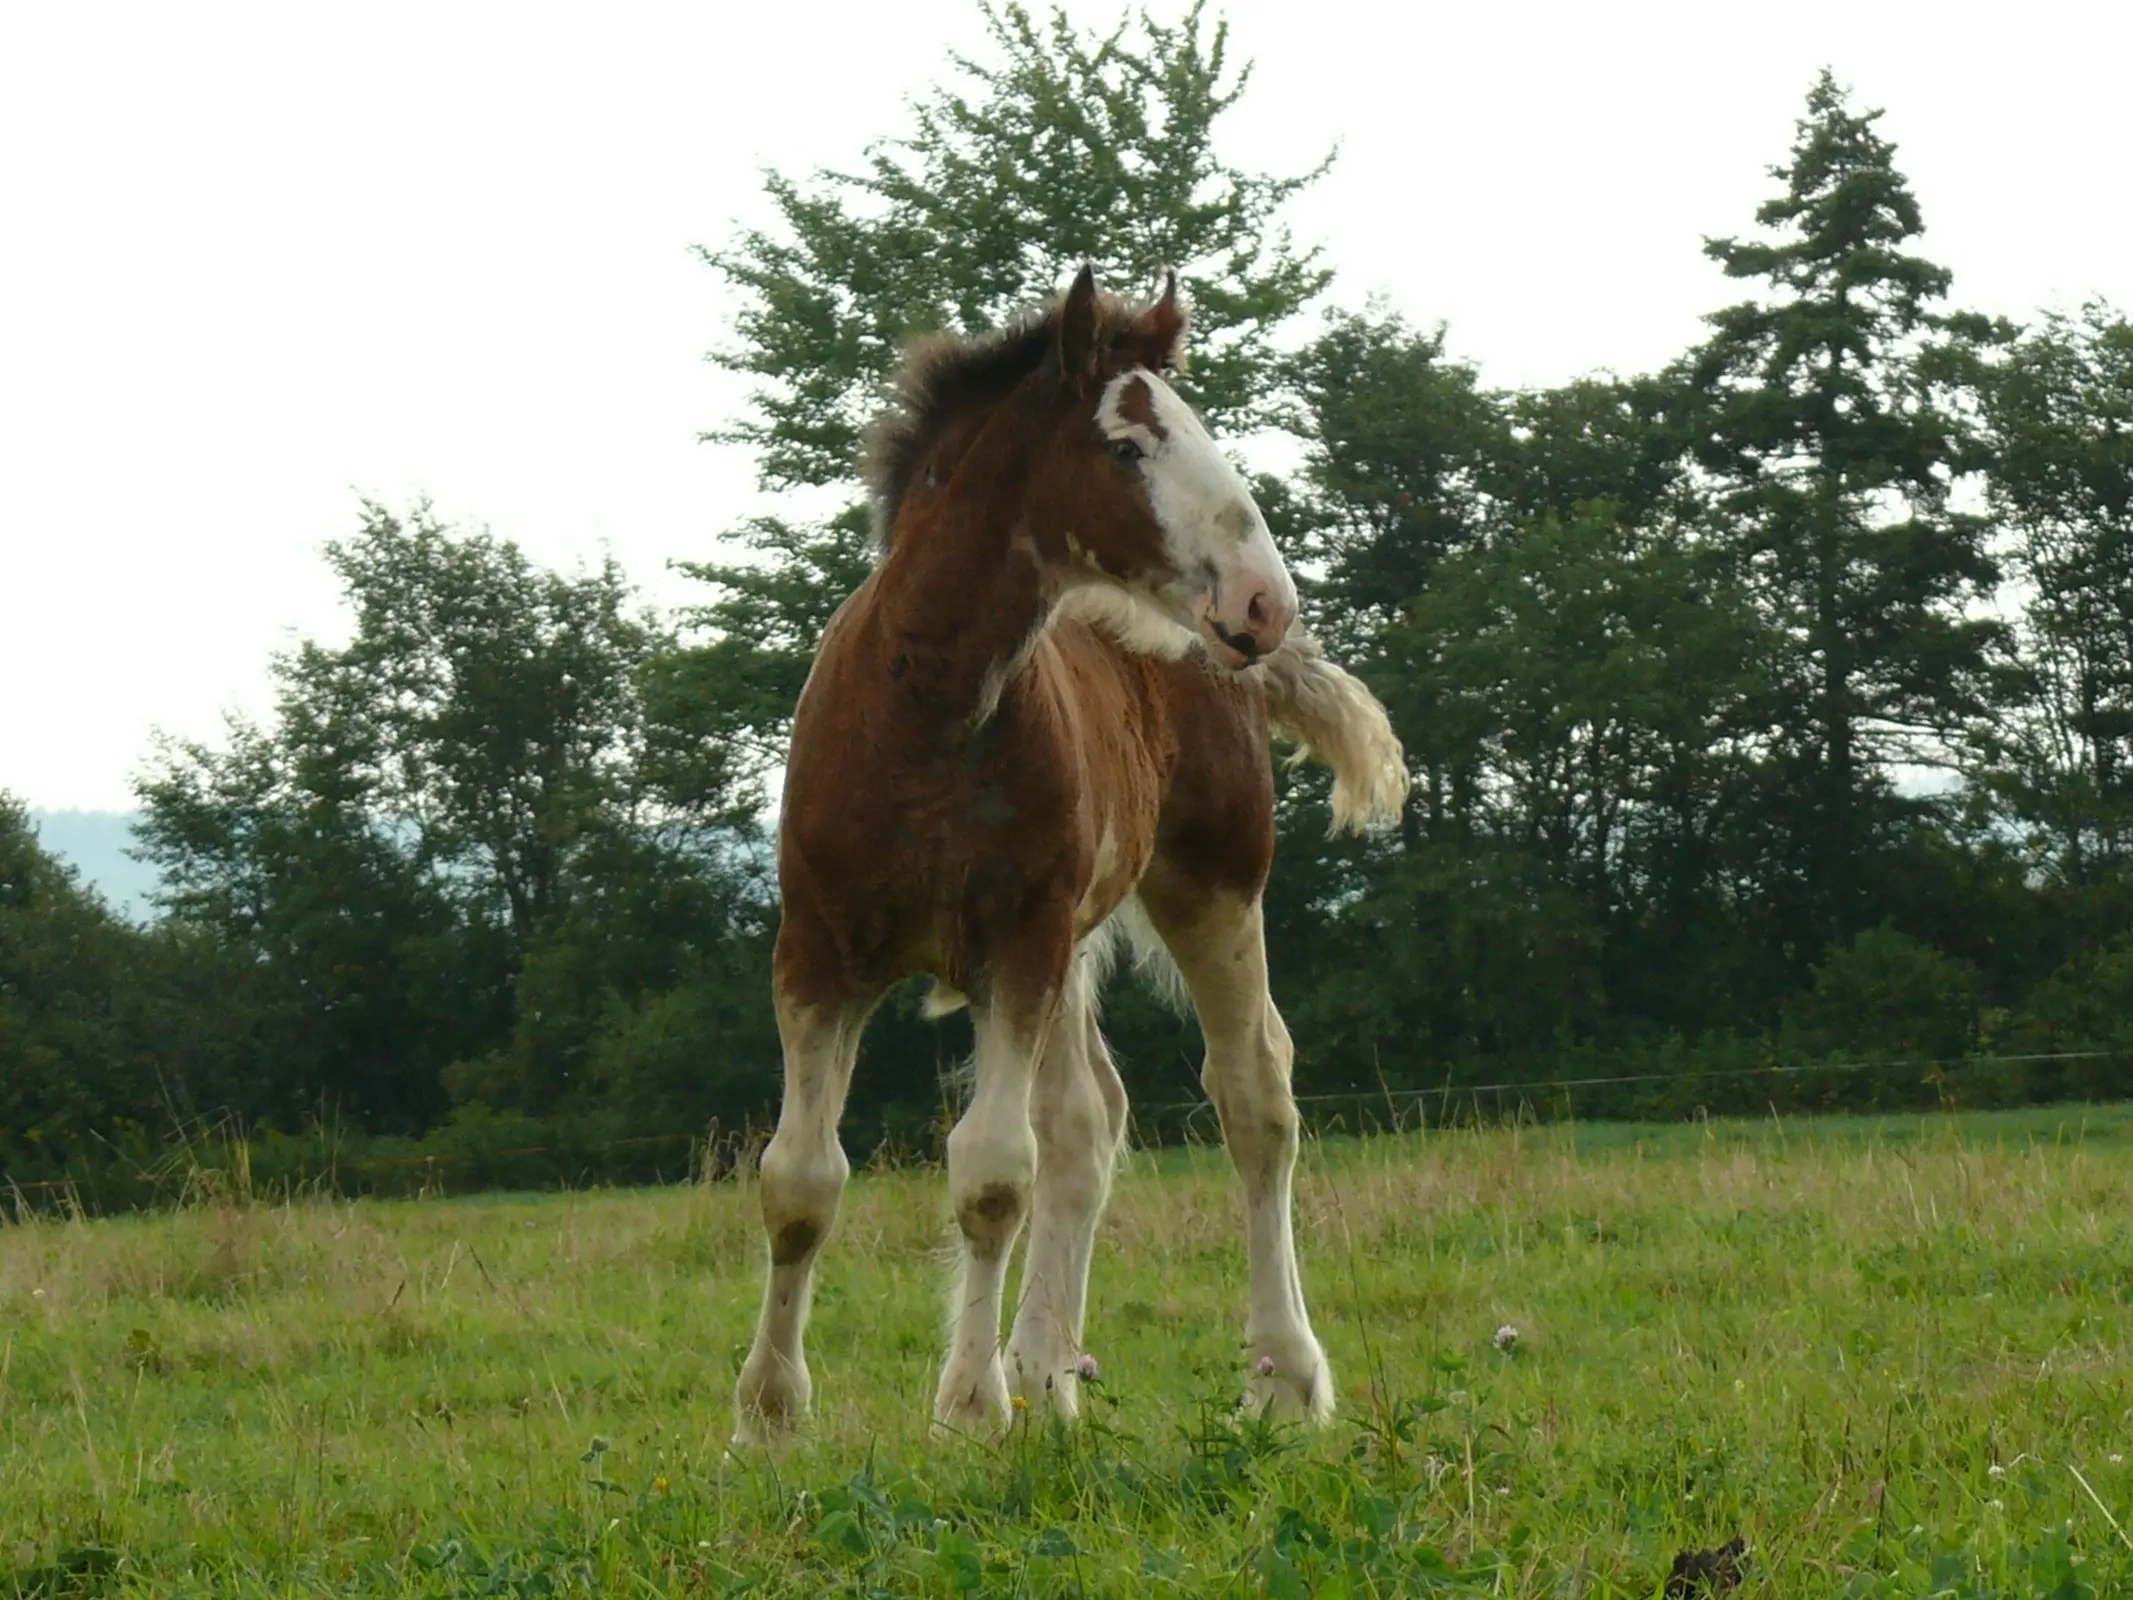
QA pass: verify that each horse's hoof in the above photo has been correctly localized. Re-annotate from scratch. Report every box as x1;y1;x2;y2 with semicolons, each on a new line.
1006;1349;1089;1422
1243;1345;1336;1424
932;1357;1012;1432
733;1359;811;1444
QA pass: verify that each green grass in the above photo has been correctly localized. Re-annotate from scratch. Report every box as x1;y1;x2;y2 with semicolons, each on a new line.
5;1105;2132;1597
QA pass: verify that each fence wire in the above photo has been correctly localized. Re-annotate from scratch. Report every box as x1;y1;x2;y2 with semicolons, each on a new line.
1129;1047;2125;1138
5;1048;2123;1204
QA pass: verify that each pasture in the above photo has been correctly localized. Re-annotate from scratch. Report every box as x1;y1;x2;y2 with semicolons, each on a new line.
4;1107;2131;1597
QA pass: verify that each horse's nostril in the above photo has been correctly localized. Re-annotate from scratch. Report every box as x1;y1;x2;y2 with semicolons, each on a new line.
1246;589;1270;629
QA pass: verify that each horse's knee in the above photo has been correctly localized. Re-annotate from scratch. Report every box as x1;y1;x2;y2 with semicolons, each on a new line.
1037;1063;1112;1167
1222;1093;1299;1179
1204;1019;1300;1176
758;1132;849;1264
946;1116;1037;1258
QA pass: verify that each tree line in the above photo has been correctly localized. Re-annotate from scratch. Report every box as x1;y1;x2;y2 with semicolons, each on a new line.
6;4;2131;1201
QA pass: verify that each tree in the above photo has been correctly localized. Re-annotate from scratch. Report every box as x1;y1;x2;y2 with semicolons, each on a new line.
1681;70;2000;951
1971;303;2133;885
707;0;1328;487
0;795;156;1159
135;504;710;1128
1277;307;1505;658
675;0;1334;809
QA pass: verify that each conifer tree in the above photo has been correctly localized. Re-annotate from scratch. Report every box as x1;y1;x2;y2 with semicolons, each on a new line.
1683;70;1999;947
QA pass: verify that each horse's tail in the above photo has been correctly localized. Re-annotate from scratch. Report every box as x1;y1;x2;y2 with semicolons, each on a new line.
1260;628;1410;836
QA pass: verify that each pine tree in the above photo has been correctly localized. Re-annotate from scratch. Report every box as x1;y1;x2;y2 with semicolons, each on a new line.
1683;69;1999;950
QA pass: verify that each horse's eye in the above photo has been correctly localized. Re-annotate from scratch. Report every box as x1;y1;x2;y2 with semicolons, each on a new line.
1108;437;1145;466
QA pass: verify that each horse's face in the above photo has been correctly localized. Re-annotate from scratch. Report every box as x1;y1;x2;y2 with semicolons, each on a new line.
1032;267;1297;669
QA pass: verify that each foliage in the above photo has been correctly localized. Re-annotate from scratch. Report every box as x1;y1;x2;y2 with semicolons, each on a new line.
1969;303;2133;884
0;797;159;1158
1681;69;2002;949
10;44;2133;1181
126;505;769;1135
1781;922;1979;1065
703;0;1330;491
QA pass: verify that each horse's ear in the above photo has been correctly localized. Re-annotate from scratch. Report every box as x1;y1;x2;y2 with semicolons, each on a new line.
1128;268;1189;373
1058;263;1101;387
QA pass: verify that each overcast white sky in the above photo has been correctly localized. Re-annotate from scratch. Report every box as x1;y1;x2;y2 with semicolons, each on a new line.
3;0;2128;811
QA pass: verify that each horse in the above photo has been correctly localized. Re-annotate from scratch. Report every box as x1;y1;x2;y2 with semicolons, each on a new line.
732;264;1408;1440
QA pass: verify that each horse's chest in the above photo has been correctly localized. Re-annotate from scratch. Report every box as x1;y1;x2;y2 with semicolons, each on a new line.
784;645;1167;983
898;724;1156;950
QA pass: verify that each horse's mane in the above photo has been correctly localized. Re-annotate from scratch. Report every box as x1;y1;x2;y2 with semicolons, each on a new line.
858;287;1154;553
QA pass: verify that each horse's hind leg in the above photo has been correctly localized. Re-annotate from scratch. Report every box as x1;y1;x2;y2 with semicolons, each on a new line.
934;956;1067;1429
733;954;875;1444
1005;941;1129;1419
1139;884;1334;1422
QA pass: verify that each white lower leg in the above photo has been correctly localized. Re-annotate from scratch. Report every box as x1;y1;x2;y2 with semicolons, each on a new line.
1006;1003;1127;1418
734;1004;860;1443
935;1000;1048;1428
1238;1137;1331;1419
1158;896;1334;1423
1214;1006;1333;1422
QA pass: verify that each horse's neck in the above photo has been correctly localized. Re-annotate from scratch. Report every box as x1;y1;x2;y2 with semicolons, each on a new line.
870;463;1058;733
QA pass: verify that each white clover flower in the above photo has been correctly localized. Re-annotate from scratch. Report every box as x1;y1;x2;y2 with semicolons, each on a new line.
1493;1324;1519;1352
1256;1355;1277;1378
1075;1353;1099;1382
1988;1462;2006;1479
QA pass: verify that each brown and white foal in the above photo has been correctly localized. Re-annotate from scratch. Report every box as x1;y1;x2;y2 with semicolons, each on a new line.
734;266;1407;1440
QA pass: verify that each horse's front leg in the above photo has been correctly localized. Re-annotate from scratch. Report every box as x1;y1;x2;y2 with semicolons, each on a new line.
733;942;875;1445
1004;945;1129;1420
934;959;1067;1430
1152;890;1335;1422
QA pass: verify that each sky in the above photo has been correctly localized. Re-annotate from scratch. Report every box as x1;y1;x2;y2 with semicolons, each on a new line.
4;0;2129;813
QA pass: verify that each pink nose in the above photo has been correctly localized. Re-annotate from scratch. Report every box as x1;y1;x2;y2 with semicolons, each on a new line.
1209;581;1295;664
1245;584;1294;647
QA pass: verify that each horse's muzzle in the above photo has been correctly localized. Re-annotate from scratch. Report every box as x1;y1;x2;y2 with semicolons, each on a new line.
1200;576;1295;669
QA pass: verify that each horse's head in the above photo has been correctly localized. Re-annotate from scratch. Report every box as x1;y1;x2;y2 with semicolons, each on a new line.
1028;264;1296;668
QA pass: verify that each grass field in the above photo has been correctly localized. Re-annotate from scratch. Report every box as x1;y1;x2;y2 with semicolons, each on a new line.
4;1105;2132;1597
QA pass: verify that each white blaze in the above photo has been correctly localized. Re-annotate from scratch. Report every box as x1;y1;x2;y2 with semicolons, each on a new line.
1093;369;1296;658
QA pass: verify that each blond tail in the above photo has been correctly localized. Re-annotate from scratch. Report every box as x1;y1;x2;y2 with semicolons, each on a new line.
1259;628;1410;836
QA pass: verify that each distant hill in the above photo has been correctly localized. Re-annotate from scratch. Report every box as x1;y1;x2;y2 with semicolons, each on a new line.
29;810;159;922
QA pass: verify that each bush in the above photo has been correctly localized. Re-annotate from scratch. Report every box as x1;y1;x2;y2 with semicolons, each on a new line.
1782;925;1979;1067
2000;934;2133;1102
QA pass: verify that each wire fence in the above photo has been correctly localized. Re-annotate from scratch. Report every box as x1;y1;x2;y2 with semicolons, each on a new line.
5;1048;2126;1214
1137;1046;2124;1123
